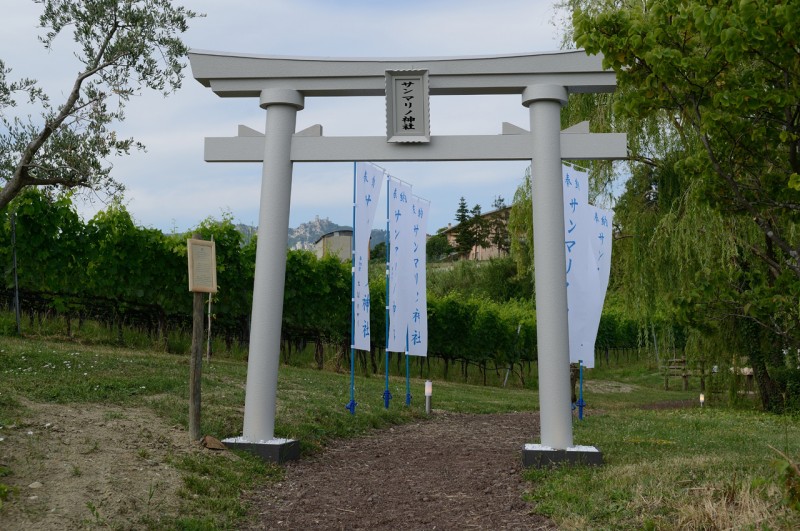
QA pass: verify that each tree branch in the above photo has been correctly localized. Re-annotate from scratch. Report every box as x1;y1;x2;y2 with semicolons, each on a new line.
23;174;88;187
696;127;800;278
4;19;123;210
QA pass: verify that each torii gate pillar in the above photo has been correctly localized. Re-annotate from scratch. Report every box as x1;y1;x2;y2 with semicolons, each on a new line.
520;86;602;466
524;85;573;450
224;89;304;463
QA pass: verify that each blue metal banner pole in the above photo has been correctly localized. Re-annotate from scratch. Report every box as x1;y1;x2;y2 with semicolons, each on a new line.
577;360;585;421
405;332;411;406
346;162;357;415
383;172;392;409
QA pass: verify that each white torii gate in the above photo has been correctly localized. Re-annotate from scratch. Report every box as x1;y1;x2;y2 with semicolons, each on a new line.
188;50;627;465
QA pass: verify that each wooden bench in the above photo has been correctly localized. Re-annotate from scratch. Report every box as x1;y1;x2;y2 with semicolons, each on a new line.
732;366;755;394
664;358;690;390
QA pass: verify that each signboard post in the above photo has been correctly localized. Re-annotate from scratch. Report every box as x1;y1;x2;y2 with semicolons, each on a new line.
187;235;217;441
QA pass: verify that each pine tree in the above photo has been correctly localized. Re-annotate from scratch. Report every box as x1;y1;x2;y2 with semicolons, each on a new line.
454;196;474;259
470;204;489;253
490;196;510;254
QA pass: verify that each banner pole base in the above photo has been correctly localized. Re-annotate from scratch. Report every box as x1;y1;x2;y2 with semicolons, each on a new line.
223;437;300;464
523;444;602;468
383;389;392;409
578;360;585;420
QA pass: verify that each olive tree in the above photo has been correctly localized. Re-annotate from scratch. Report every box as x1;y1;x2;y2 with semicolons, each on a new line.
0;0;201;209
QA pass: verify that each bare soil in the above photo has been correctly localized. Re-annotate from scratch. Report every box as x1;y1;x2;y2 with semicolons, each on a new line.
0;399;203;529
245;411;555;530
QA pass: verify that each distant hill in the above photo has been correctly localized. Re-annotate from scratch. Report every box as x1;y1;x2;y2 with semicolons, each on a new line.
369;228;388;249
236;216;386;250
288;216;348;250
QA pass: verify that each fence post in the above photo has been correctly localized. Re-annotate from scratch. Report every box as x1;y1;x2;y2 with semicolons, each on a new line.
699;359;706;392
11;212;21;335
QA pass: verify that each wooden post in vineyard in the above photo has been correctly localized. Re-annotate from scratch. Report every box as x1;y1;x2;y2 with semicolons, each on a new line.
206;235;214;363
11;211;21;335
187;234;217;442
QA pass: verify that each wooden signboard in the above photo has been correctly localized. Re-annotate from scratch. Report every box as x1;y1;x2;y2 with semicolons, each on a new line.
187;238;218;293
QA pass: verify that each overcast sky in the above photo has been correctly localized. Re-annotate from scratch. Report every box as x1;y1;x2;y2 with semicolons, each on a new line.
2;0;569;233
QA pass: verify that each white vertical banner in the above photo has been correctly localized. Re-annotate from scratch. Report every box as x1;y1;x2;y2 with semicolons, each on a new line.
387;177;414;352
408;195;429;356
352;162;384;351
584;205;614;364
591;207;613;299
562;164;596;367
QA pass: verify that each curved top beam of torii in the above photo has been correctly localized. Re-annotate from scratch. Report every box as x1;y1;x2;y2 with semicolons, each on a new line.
188;49;627;163
188;49;617;97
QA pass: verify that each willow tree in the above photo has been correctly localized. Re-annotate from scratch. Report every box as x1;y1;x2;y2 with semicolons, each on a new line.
508;167;533;290
0;0;201;209
570;0;800;411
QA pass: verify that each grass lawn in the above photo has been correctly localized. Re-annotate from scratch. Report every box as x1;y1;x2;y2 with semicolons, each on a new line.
528;364;800;529
1;335;798;529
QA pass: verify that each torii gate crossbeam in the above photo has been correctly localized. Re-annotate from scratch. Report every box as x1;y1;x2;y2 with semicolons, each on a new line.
204;126;626;163
189;50;627;466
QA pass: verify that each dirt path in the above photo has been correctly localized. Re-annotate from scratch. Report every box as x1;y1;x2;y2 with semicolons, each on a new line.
246;412;555;530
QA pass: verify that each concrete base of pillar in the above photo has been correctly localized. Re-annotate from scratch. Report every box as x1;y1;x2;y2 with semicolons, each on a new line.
222;437;300;464
522;443;603;468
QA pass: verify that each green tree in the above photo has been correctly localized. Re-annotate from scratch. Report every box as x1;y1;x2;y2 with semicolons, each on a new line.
489;195;510;255
371;241;387;263
85;202;182;310
575;0;800;252
9;190;86;299
508;167;533;281
426;232;453;262
573;0;800;411
453;198;493;261
453;196;473;259
193;215;253;348
469;204;488;253
0;0;201;208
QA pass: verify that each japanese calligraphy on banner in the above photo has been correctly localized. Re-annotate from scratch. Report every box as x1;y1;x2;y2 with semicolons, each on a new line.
408;195;429;357
385;70;430;143
584;205;614;360
352;162;384;351
562;165;595;366
387;177;415;352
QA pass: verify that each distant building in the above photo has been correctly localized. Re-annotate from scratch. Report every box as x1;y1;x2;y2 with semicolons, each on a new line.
440;206;511;261
314;230;353;261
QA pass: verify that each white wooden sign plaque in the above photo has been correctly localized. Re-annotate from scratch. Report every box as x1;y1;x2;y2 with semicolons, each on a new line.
187;238;218;293
385;69;430;143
